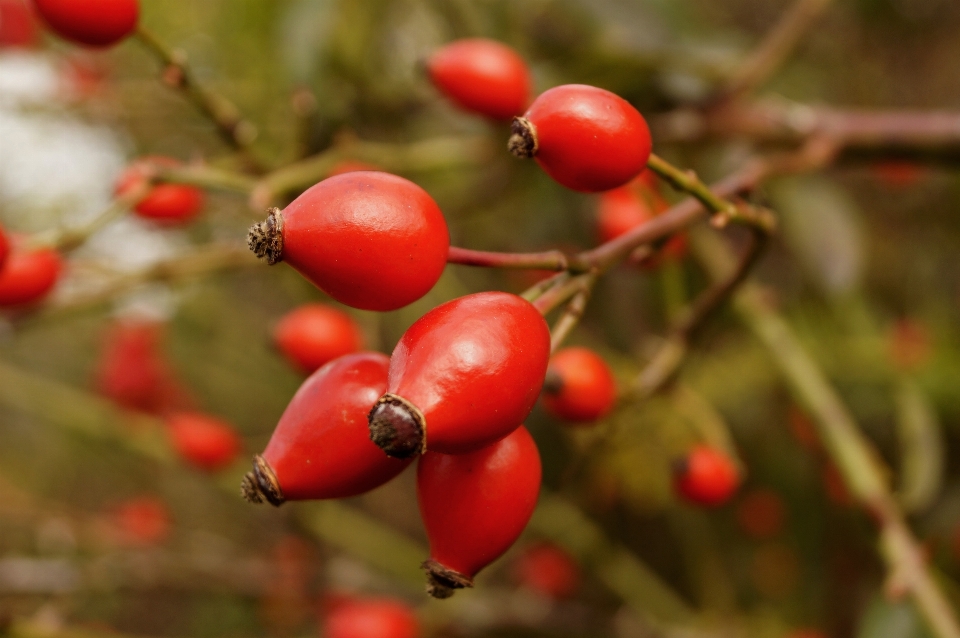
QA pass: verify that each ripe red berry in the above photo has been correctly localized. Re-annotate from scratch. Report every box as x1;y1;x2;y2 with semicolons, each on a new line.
323;598;419;638
241;352;411;506
166;412;241;472
32;0;138;47
509;84;652;193
368;291;550;458
512;542;580;599
247;172;449;312
94;318;184;414
541;347;617;424
0;0;39;48
0;223;9;270
418;425;541;598
114;156;205;225
673;445;740;507
110;495;171;546
272;304;364;374
427;38;531;121
0;243;63;307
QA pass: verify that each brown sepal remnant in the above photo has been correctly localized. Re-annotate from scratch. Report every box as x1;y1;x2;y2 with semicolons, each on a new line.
422;559;474;599
368;393;426;459
240;454;286;506
247;207;284;265
508;117;538;158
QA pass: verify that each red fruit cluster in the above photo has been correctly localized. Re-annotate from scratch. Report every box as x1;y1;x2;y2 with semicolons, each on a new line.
32;0;138;47
673;444;740;507
273;303;364;373
115;156;205;225
427;38;531;121
248;171;449;312
541;346;617;424
245;292;548;597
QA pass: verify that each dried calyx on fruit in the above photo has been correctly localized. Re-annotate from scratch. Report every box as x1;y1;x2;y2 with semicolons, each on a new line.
509;84;652;193
426;38;531;121
32;0;139;47
241;352;411;506
247;172;449;312
368;291;550;458
418;425;541;598
541;347;617;424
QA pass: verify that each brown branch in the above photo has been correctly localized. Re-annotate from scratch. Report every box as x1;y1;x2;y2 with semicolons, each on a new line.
720;0;834;101
549;287;592;352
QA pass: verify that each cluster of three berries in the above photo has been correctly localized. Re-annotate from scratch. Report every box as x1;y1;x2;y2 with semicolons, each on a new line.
243;171;550;598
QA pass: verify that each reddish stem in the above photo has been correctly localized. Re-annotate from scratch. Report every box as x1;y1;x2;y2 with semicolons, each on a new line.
447;246;569;271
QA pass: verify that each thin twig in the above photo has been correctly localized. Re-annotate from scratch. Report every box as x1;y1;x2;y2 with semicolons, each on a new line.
549;287;592;352
134;27;262;170
532;273;595;316
721;0;834;101
447;246;568;271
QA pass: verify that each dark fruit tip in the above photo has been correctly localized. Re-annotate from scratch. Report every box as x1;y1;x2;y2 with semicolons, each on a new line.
368;393;426;459
247;207;284;265
422;560;473;599
508;116;537;158
240;454;285;506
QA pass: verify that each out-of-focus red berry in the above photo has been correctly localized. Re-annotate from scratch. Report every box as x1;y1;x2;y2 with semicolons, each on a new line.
822;464;853;507
114;156;205;225
111;495;171;546
673;445;740;507
0;241;63;307
736;488;787;540
872;161;925;188
0;0;39;48
596;172;686;266
165;412;241;472
512;542;580;599
541;347;617;424
272;303;364;374
323;598;420;638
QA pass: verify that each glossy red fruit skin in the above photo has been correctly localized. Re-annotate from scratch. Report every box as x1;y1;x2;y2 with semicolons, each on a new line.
541;347;617;424
513;542;580;599
324;598;419;638
369;291;550;457
0;244;62;307
511;84;652;193
427;38;531;121
248;172;449;312
418;425;541;597
114;156;205;225
673;444;740;507
242;352;411;505
32;0;138;47
0;224;9;270
273;303;364;374
166;412;241;472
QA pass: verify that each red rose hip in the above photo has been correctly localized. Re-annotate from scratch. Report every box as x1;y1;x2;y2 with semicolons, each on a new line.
166;412;241;472
673;444;740;507
241;352;411;506
247;172;449;311
272;303;364;373
32;0;138;47
368;291;550;458
596;178;686;266
513;542;580;599
427;38;531;121
418;425;541;598
114;156;205;225
541;347;617;424
0;243;62;307
509;84;652;192
94;317;181;414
